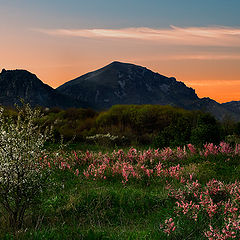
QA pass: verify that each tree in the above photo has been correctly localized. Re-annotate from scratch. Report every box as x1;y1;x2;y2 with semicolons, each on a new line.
0;103;52;231
190;113;220;146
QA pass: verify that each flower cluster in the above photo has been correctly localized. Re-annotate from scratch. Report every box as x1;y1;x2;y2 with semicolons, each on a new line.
41;143;240;239
160;217;176;235
163;177;240;239
202;142;240;157
46;142;240;186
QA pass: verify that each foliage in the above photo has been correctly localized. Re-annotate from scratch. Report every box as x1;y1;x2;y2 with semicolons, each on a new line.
0;142;240;238
190;113;220;146
0;103;52;231
153;115;193;148
4;104;240;148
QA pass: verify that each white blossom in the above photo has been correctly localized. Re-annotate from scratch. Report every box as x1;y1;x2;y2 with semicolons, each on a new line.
0;103;52;230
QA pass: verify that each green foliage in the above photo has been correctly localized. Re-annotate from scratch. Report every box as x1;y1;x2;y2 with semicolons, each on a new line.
1;104;232;148
195;161;217;184
190;113;220;146
1;103;240;239
153;115;193;148
236;122;240;135
41;108;98;142
97;105;202;146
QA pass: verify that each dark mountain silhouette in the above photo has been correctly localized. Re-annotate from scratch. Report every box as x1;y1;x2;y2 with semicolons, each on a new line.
222;101;240;116
57;61;240;121
0;63;239;121
0;69;86;108
57;61;199;109
190;97;240;121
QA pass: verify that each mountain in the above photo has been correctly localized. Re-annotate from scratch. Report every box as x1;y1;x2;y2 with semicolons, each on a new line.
222;101;240;116
1;63;239;121
190;98;240;121
57;61;199;110
0;69;85;108
57;61;240;121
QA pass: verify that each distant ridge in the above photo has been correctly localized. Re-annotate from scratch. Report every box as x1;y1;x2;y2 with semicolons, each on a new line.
0;63;239;121
222;101;240;115
0;69;86;108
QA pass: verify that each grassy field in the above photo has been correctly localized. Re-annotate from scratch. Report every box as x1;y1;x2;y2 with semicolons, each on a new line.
1;142;240;239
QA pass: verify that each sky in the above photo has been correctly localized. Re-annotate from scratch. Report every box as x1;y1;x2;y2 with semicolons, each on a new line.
0;0;240;103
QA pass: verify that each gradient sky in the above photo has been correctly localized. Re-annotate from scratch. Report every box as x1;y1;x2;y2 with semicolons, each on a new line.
1;0;240;103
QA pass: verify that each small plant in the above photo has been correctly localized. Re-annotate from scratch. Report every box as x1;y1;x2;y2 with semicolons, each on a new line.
0;103;52;231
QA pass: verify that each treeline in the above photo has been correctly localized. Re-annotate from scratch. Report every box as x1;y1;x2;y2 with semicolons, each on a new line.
3;104;240;147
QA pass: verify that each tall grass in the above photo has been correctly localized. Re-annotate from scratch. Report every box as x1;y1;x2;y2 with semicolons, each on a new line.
1;143;240;239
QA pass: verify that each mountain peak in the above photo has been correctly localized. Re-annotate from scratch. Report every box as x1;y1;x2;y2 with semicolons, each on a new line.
109;61;123;65
1;68;32;74
108;61;145;69
109;61;135;66
57;61;199;110
0;69;84;108
0;69;38;81
102;61;139;71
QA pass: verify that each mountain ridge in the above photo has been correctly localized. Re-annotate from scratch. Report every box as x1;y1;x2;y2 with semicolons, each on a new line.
0;68;87;109
57;61;240;120
57;61;199;110
0;62;239;121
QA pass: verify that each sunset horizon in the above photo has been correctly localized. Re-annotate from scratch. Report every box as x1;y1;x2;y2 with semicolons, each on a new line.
2;58;239;104
1;0;240;103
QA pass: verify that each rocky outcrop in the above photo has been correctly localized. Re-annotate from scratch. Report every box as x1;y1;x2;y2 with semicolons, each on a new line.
0;69;85;108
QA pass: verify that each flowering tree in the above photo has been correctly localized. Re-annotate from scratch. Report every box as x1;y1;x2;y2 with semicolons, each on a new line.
0;103;52;230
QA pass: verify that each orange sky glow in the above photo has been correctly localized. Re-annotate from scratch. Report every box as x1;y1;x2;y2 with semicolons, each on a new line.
1;1;240;104
1;26;240;103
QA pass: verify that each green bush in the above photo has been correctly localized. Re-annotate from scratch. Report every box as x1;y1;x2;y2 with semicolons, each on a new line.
190;113;220;146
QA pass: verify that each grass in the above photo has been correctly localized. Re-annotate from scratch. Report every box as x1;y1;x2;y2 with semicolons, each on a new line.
1;143;240;239
45;141;153;154
1;177;173;239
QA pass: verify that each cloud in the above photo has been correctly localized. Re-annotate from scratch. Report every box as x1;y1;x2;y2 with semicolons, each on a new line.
34;25;240;46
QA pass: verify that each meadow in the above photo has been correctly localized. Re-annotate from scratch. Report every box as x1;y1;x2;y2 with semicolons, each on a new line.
0;104;240;239
1;143;240;239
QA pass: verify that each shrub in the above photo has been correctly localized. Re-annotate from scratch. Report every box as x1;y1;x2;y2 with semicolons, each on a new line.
0;103;52;231
190;113;220;146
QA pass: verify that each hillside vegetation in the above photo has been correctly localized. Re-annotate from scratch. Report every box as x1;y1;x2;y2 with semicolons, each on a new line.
0;104;240;239
31;104;240;147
